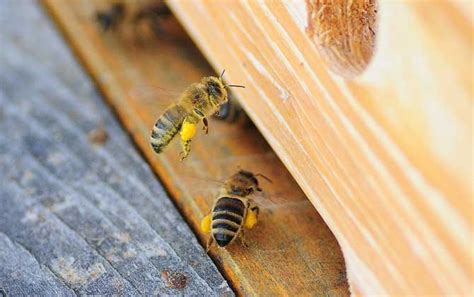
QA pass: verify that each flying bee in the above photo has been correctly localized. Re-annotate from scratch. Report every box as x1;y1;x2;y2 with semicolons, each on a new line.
200;170;272;252
150;70;245;160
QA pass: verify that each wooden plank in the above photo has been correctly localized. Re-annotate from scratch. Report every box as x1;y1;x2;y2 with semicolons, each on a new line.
0;1;231;295
0;231;75;296
163;0;474;295
41;0;350;296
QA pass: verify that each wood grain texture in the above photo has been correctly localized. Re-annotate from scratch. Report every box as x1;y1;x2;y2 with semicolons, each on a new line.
165;0;473;295
41;0;349;296
0;1;231;295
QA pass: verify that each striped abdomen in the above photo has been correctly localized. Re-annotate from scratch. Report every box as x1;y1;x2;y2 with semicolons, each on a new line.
211;197;246;247
150;105;187;154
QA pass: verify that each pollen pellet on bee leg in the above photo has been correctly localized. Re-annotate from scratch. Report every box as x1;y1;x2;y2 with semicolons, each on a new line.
180;139;191;161
180;121;197;141
244;208;258;229
201;214;212;233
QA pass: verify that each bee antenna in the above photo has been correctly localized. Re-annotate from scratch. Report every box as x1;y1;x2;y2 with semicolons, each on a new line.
220;69;226;79
255;173;273;183
225;84;246;89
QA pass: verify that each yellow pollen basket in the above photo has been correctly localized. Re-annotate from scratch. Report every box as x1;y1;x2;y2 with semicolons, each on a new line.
180;122;197;141
244;209;258;229
200;214;212;233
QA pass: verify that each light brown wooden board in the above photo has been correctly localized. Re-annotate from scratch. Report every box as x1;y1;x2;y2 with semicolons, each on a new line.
165;0;473;295
42;0;349;296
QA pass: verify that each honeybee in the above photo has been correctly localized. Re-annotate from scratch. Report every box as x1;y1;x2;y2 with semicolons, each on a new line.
200;170;271;251
150;71;244;160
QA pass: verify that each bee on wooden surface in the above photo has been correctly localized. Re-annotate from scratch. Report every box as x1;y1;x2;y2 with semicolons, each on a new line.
200;170;272;251
150;70;244;160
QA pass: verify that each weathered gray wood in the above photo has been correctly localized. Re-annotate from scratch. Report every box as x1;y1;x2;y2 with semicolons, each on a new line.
0;184;139;296
0;0;232;295
0;231;75;296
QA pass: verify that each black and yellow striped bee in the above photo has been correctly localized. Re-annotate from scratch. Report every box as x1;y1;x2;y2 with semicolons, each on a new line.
150;71;244;160
200;170;271;251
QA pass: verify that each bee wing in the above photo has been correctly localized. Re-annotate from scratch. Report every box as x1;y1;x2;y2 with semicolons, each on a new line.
129;82;182;110
249;190;313;212
250;191;279;209
181;174;225;197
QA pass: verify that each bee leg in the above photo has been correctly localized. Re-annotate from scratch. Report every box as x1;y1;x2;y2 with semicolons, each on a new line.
179;117;197;160
205;236;214;253
202;117;209;135
180;139;191;161
239;230;249;248
251;206;260;218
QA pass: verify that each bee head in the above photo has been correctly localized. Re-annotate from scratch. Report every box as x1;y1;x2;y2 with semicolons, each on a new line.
202;76;228;107
225;170;271;196
202;70;245;107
